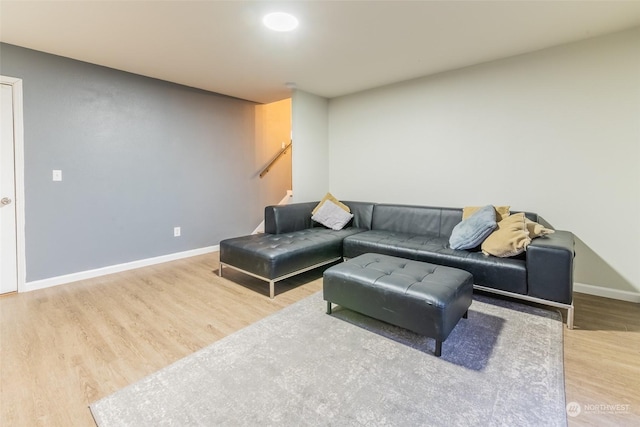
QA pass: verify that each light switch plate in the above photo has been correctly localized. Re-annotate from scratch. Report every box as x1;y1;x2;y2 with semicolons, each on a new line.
53;170;62;181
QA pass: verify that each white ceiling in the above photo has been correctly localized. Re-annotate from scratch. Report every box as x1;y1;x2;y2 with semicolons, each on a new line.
2;1;640;104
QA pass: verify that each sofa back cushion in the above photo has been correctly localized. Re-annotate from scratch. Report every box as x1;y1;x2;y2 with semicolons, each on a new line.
265;202;316;234
342;201;375;230
372;204;463;237
265;201;376;234
265;201;541;236
440;208;466;237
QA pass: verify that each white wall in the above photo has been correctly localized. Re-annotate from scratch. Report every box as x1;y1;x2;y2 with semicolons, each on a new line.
328;28;640;297
291;90;329;203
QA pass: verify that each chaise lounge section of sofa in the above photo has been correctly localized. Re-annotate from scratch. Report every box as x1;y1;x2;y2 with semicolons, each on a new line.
219;201;375;298
219;200;575;327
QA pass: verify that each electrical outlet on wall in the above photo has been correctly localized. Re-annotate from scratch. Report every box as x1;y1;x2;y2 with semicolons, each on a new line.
174;227;181;237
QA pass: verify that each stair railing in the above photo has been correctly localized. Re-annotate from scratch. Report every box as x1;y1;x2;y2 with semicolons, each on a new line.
259;142;292;178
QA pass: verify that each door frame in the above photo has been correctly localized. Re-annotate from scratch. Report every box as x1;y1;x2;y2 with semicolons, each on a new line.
1;75;26;292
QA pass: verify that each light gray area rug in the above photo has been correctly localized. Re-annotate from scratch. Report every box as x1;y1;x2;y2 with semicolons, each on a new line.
90;292;566;427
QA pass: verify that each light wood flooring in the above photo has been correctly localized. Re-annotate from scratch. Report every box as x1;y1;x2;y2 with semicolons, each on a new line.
1;252;638;426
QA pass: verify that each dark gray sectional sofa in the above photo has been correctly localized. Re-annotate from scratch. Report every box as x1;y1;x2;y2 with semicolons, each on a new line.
219;200;575;327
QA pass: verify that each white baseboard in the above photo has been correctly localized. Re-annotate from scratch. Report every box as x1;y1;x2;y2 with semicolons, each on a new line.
24;245;219;292
574;282;640;303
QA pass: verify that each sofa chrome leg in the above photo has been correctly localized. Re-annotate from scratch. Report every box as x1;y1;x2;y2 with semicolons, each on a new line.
434;340;442;357
269;281;275;299
218;264;223;277
567;304;574;330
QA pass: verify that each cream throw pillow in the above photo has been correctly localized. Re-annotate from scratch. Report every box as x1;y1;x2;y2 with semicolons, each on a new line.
481;212;531;257
312;192;350;215
463;205;510;222
525;218;555;238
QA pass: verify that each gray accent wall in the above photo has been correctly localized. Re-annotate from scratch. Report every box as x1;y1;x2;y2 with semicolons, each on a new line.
1;43;262;282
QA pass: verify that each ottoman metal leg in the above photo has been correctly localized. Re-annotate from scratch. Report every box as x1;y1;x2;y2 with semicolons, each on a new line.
326;301;332;314
463;310;468;319
435;340;442;357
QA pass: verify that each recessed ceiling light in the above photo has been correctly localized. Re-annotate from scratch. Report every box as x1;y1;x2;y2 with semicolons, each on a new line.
263;12;299;32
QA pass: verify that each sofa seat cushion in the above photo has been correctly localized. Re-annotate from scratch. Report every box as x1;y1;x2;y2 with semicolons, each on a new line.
343;230;527;295
220;227;365;280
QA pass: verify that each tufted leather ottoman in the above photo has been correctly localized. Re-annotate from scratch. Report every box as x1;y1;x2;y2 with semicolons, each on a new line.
323;253;473;356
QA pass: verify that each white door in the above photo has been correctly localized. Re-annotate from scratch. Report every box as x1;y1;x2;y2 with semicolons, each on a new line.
1;82;18;293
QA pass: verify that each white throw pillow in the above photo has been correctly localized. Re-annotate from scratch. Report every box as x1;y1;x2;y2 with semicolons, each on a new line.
311;200;354;230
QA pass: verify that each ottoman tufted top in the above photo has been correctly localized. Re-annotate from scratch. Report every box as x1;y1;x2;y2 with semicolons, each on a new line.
331;253;474;309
